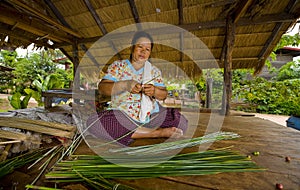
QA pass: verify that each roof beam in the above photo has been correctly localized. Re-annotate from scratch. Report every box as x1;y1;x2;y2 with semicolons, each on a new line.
53;11;298;48
220;0;252;62
45;0;101;67
80;44;100;68
232;0;253;24
177;0;183;25
0;26;54;48
256;0;298;74
128;0;142;30
0;10;73;44
5;0;81;38
180;12;297;31
83;0;107;35
83;0;122;60
59;48;73;64
43;0;70;27
128;0;141;23
257;23;283;60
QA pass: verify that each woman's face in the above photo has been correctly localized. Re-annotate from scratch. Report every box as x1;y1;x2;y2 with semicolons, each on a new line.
132;37;152;64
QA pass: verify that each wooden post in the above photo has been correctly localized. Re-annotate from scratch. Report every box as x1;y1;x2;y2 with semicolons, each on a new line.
72;38;80;103
206;78;213;108
221;16;235;115
72;39;80;90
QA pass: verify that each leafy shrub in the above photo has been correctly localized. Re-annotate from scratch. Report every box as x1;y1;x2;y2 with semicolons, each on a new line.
234;78;300;115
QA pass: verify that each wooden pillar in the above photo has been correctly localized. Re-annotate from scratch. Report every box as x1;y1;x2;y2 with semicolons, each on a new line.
221;16;235;115
206;78;213;108
72;38;80;91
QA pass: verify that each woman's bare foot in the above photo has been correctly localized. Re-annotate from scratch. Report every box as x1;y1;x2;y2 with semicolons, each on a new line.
156;127;183;138
131;127;183;139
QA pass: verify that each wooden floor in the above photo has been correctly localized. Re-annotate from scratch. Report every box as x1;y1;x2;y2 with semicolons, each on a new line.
1;106;299;190
75;109;300;190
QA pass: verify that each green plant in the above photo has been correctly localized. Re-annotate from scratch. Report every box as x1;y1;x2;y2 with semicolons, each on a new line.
8;92;32;109
232;77;300;115
275;60;300;81
0;49;72;94
25;74;65;106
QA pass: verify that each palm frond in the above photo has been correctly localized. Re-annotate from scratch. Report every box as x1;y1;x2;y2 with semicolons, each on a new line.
109;131;240;155
46;149;264;181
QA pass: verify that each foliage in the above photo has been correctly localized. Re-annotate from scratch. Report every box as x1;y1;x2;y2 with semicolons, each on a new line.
231;32;300;115
233;77;300;115
275;33;300;50
275;60;300;81
25;74;66;106
195;76;206;92
0;49;72;94
0;147;50;178
8;92;32;109
0;50;18;67
0;50;18;93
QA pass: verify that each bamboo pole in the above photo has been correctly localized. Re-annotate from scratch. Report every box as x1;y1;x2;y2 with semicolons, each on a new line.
0;143;12;162
0;129;28;141
0;140;21;145
0;118;75;139
0;117;76;132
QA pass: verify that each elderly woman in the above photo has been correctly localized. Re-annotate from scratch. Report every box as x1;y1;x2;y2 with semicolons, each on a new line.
87;31;188;145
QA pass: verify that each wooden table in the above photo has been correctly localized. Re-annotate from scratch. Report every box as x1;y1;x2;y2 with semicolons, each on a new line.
42;89;110;109
42;89;73;109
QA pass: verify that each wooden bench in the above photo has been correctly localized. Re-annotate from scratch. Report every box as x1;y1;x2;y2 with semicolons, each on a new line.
42;89;110;109
42;89;73;109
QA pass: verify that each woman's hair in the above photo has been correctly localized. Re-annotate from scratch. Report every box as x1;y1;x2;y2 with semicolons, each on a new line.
131;31;154;50
130;31;154;60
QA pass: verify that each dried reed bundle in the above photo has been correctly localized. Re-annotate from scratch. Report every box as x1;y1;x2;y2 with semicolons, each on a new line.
0;117;75;138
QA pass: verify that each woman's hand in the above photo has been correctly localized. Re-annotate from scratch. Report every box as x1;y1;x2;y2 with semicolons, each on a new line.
127;80;142;94
142;84;155;97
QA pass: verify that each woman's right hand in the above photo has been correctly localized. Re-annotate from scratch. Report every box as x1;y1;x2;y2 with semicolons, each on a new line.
126;80;142;94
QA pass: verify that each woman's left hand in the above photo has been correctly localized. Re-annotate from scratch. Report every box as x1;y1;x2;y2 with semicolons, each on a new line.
142;84;155;97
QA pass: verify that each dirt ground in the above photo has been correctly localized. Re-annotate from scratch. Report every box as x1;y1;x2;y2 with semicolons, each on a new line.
0;93;39;112
0;94;298;190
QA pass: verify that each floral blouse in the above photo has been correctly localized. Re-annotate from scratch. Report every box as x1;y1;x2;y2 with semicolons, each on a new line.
102;59;165;122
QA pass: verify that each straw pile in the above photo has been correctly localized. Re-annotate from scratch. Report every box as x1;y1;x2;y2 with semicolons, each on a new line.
0;116;76;160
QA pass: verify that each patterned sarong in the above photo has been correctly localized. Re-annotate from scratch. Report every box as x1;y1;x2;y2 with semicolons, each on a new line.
86;105;188;146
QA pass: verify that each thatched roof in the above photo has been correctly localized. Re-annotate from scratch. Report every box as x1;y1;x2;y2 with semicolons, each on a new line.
0;0;300;80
